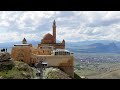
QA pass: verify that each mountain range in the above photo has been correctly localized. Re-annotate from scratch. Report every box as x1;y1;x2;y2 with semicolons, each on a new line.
1;40;120;53
66;40;120;53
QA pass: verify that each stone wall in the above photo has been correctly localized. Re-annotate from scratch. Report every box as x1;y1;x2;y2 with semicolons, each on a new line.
31;47;51;55
11;46;31;63
38;43;65;49
30;54;74;77
11;46;74;78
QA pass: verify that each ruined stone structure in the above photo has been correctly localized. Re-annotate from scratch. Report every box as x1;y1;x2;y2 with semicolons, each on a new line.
11;20;74;78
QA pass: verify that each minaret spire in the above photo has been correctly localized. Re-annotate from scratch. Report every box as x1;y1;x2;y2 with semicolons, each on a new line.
53;19;56;43
53;19;56;26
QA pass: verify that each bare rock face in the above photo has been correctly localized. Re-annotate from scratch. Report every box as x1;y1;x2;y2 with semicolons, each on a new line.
43;67;72;79
0;52;11;61
0;52;14;71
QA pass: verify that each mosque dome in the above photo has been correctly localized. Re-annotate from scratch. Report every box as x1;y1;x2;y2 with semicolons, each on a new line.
43;33;53;40
41;33;54;44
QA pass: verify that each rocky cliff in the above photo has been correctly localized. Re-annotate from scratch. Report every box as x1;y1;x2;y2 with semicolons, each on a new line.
43;67;72;79
0;52;73;79
0;52;14;71
0;61;36;79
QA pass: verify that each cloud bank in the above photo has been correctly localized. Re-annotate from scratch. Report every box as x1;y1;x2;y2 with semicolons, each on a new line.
0;11;120;43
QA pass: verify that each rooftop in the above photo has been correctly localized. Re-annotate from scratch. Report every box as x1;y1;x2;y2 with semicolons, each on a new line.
14;44;30;46
53;49;70;52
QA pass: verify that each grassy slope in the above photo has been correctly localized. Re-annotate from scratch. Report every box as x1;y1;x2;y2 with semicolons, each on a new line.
88;69;120;79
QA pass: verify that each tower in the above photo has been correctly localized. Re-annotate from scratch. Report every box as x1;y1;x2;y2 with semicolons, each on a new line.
62;39;65;45
53;20;56;43
22;38;27;44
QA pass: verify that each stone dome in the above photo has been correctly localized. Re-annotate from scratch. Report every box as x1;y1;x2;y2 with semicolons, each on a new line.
41;33;54;44
43;33;53;40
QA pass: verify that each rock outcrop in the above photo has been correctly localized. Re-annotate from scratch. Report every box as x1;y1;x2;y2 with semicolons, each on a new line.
0;61;37;79
0;52;11;61
43;67;71;79
0;52;73;79
0;52;14;71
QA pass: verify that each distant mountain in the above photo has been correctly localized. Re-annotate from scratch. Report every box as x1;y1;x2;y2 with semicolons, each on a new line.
66;40;115;46
83;42;119;53
1;40;120;53
66;41;120;53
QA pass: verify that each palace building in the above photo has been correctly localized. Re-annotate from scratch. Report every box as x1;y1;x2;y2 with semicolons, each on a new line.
11;20;74;78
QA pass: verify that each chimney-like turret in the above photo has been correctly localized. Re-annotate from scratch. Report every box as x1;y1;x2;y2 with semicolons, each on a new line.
22;38;27;44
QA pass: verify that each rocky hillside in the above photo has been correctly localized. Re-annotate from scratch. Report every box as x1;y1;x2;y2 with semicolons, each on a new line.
0;61;36;79
0;62;73;79
0;52;74;79
43;67;72;79
0;52;36;79
0;52;15;71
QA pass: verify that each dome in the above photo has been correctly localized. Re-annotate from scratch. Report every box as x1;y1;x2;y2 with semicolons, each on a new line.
41;33;54;44
43;33;54;40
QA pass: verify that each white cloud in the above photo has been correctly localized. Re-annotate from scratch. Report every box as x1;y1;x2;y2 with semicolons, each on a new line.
0;11;120;43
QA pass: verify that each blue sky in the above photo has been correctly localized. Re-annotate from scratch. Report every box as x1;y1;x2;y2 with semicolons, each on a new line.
0;11;120;43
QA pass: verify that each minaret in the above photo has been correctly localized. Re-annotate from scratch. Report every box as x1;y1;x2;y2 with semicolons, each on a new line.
22;38;27;44
53;20;56;43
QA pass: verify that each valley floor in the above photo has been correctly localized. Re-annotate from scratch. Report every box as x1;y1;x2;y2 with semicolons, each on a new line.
74;53;120;79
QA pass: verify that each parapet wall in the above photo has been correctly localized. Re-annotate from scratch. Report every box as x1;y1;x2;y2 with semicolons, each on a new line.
30;54;74;77
38;43;65;49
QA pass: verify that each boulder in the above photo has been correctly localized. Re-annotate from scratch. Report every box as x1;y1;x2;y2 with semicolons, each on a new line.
0;52;11;61
0;52;14;71
43;67;71;79
0;60;15;71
